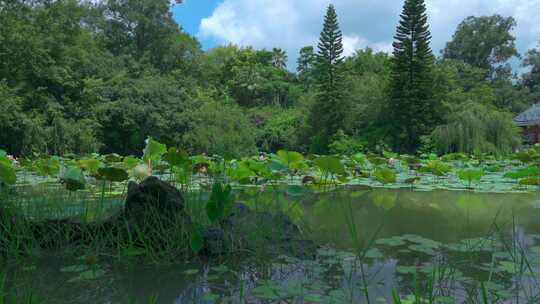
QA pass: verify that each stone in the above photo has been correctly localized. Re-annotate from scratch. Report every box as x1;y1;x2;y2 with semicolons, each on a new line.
201;203;316;257
124;176;185;225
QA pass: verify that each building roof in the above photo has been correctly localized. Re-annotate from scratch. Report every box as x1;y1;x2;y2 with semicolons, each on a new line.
515;103;540;127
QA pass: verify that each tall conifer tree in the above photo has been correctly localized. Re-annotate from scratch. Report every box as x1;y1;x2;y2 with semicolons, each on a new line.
307;4;347;153
388;0;438;152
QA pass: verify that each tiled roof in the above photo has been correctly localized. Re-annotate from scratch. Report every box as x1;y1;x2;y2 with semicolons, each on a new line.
515;103;540;127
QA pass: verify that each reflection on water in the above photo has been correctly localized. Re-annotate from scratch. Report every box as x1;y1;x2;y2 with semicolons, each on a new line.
5;188;540;303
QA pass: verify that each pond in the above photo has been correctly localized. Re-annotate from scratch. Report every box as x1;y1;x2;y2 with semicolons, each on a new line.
4;188;540;303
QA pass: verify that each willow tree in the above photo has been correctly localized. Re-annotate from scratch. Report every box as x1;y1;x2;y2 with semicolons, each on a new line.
388;0;439;153
306;4;347;153
431;103;520;155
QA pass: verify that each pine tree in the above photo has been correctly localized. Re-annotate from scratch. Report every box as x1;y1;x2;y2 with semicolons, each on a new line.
388;0;439;153
307;4;347;153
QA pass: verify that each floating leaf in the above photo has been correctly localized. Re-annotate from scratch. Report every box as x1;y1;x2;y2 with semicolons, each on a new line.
504;167;539;179
183;269;199;275
365;248;384;259
376;237;406;247
211;265;229;273
60;264;88;273
69;269;105;282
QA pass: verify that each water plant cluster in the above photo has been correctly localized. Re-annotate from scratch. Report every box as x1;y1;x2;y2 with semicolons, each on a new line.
2;140;540;198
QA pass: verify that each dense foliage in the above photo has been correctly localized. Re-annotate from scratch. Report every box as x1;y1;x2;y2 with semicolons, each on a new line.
0;0;538;158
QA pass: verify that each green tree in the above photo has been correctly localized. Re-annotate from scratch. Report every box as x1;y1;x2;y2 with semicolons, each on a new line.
306;4;347;153
388;0;438;152
523;44;540;93
95;73;193;155
183;99;257;158
100;0;198;73
431;102;520;155
0;82;28;155
443;15;519;76
297;46;317;87
342;49;392;149
271;48;288;70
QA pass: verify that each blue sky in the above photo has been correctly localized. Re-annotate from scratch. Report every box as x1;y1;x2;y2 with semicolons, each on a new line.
172;0;220;50
172;0;540;70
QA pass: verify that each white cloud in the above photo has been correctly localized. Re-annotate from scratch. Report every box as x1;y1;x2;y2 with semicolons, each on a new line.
199;0;540;68
342;35;366;57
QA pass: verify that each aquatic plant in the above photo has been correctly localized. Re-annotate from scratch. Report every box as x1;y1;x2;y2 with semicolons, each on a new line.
423;160;452;177
0;154;16;186
457;168;485;189
205;182;234;224
373;166;397;184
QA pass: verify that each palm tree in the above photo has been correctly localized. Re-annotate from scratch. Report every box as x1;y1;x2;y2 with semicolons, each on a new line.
271;48;288;69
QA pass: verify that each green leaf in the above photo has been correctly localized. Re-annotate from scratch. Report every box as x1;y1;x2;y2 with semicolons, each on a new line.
163;148;190;168
206;182;234;223
365;248;384;259
504;167;539;179
314;156;345;175
457;169;484;187
276;150;304;170
425;160;452;176
69;269;105;282
190;224;204;253
60;166;86;191
0;158;16;185
78;158;101;174
103;153;122;163
143;137;167;164
373;166;396;184
97;167;128;182
34;157;60;177
352;153;367;165
60;264;88;273
229;162;254;183
519;177;539;186
122;156;140;170
513;150;536;164
267;160;288;172
183;269;199;275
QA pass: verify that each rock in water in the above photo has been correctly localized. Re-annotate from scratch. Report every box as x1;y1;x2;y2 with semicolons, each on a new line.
202;203;316;257
125;176;186;226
